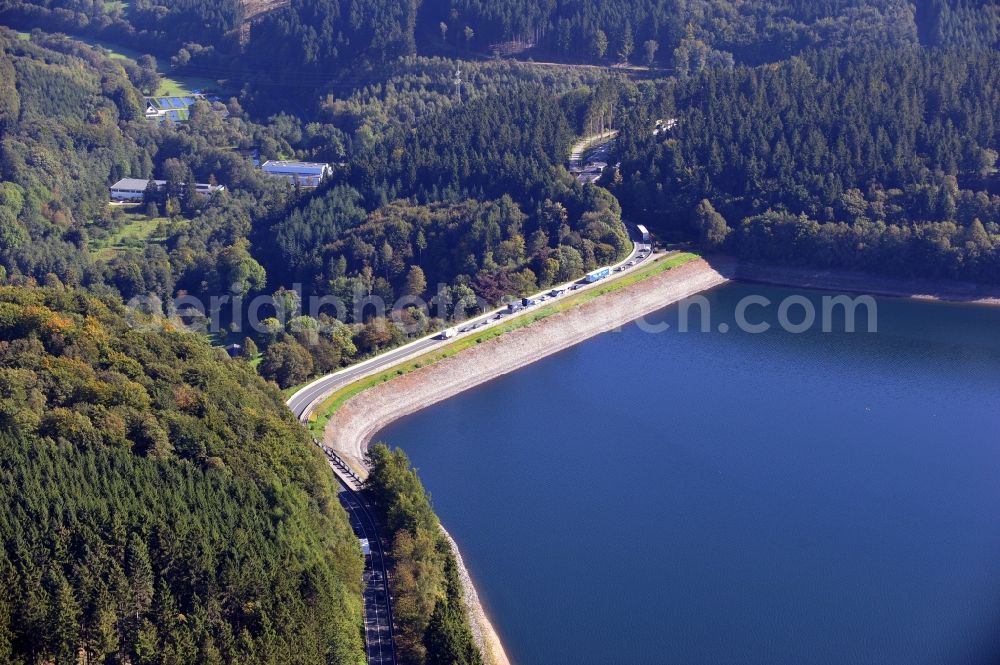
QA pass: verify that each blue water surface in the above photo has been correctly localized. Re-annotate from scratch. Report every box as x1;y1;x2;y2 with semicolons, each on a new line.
378;283;1000;665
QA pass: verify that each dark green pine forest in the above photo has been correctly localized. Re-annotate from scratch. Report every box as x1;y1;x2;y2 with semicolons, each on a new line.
0;0;998;662
611;47;1000;281
0;286;365;663
5;0;997;72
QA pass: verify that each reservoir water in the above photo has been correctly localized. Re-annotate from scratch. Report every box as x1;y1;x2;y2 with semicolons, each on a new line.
377;282;1000;664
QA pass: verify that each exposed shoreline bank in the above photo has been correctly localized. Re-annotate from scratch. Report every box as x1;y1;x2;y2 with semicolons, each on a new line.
323;257;733;665
324;257;732;470
320;254;999;664
730;260;1000;306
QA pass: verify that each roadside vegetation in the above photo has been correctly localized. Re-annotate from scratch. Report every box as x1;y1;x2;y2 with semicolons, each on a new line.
0;0;998;659
365;443;483;665
305;251;699;440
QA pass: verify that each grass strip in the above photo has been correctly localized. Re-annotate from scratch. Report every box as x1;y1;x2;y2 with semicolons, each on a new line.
305;251;699;438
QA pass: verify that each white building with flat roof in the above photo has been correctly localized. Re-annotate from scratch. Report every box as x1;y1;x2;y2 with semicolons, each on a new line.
109;178;225;201
110;178;160;201
260;160;332;188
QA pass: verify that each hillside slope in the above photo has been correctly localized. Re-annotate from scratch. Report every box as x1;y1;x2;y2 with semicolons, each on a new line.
0;286;365;664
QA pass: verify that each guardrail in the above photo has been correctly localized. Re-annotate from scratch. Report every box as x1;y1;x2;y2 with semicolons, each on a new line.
314;438;364;488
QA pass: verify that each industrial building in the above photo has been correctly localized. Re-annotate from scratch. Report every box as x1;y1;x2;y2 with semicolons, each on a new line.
109;178;226;201
260;160;333;188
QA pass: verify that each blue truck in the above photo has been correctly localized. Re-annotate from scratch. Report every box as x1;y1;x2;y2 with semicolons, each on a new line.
584;267;611;283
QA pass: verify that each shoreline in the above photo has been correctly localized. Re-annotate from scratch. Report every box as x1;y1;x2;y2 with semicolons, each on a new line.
322;257;734;665
324;257;732;469
319;254;999;664
441;527;509;665
729;260;1000;306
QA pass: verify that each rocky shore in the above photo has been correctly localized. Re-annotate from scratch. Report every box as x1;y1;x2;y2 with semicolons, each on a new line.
319;253;1000;664
731;260;1000;306
322;256;734;665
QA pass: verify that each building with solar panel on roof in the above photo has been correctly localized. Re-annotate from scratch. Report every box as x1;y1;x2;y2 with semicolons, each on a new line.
144;94;228;123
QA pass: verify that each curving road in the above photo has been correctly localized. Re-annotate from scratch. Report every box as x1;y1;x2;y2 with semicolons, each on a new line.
293;236;649;664
569;130;618;184
287;239;650;424
287;129;640;665
293;227;650;665
289;131;633;424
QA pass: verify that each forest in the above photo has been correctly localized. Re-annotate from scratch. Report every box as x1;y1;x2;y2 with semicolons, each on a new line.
0;28;634;392
0;286;365;663
611;47;1000;281
0;28;625;660
1;6;998;369
1;1;1000;661
365;444;482;665
0;32;145;284
3;0;997;93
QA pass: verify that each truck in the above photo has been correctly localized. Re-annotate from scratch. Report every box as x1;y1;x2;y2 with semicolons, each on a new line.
507;302;523;314
585;267;611;283
439;327;457;340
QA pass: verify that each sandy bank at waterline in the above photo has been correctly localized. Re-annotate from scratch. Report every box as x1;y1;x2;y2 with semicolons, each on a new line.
322;257;733;665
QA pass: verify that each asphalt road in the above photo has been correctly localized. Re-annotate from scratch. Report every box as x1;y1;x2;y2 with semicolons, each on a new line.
294;237;651;665
568;130;617;184
285;130;649;665
339;488;396;665
287;231;651;422
568;130;617;168
289;129;637;422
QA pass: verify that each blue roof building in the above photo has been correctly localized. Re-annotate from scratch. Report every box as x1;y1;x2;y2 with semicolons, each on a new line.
144;94;228;123
260;160;333;188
